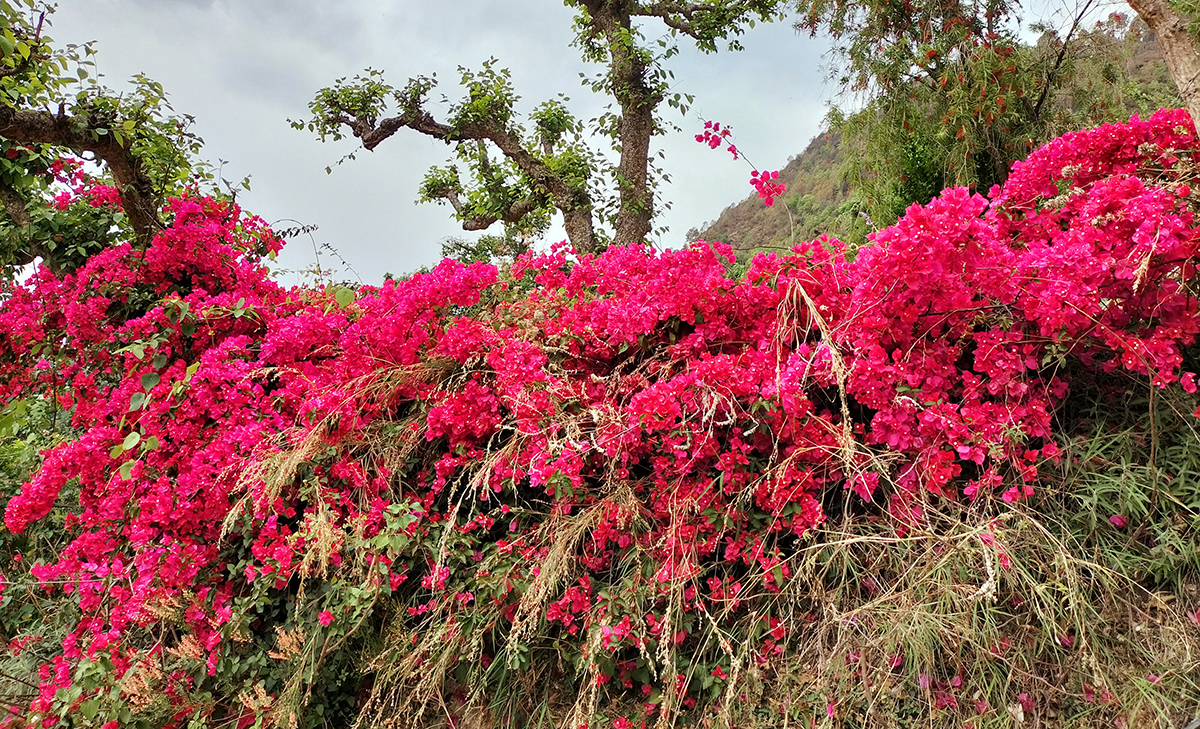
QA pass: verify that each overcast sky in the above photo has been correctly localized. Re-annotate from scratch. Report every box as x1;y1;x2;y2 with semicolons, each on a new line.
46;1;834;283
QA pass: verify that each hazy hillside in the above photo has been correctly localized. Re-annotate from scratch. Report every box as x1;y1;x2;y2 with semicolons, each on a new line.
697;25;1178;252
690;131;866;251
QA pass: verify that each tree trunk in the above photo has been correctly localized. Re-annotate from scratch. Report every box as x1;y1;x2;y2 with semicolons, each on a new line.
1127;0;1200;125
612;96;655;247
562;206;597;254
589;0;657;247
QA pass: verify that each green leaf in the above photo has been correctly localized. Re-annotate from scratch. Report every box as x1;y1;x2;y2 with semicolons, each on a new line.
81;700;99;720
184;362;200;383
123;432;141;450
109;444;125;458
334;287;356;308
119;461;134;480
144;436;160;451
128;392;146;411
141;372;161;391
152;353;168;370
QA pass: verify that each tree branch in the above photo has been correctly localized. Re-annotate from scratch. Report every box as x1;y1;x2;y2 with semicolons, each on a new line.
434;185;539;231
344;106;596;248
0;176;63;271
0;106;162;246
457;198;539;231
637;2;705;36
635;1;777;40
1031;0;1096;122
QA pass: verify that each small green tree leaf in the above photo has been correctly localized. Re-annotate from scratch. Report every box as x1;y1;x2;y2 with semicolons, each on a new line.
81;700;99;720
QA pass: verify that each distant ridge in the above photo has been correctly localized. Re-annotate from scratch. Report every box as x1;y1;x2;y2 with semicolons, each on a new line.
693;131;857;252
696;25;1177;254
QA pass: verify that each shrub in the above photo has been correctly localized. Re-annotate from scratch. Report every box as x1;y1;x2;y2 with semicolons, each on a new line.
2;109;1199;728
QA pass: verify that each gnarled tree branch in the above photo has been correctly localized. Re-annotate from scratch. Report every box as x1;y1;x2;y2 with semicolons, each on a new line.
637;2;705;35
342;104;597;250
0;178;62;271
435;185;539;231
0;106;162;246
635;1;784;46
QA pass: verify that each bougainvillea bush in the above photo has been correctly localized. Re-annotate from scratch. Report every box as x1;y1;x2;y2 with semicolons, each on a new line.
2;110;1200;729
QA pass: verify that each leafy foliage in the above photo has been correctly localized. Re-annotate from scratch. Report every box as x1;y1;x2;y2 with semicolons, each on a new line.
799;0;1185;234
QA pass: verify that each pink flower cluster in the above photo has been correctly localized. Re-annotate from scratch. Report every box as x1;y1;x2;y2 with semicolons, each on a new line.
696;120;787;205
1;109;1197;724
749;169;784;206
695;120;735;156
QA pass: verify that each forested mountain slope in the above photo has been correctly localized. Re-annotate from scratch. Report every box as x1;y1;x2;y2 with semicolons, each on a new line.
697;21;1180;251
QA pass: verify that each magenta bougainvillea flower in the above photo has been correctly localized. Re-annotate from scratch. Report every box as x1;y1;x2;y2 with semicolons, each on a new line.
1;109;1197;725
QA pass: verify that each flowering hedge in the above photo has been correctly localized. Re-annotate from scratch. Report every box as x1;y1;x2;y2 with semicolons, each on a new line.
1;109;1198;728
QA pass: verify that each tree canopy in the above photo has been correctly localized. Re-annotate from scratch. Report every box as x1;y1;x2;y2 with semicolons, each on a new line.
296;0;788;254
0;0;217;274
797;0;1187;227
